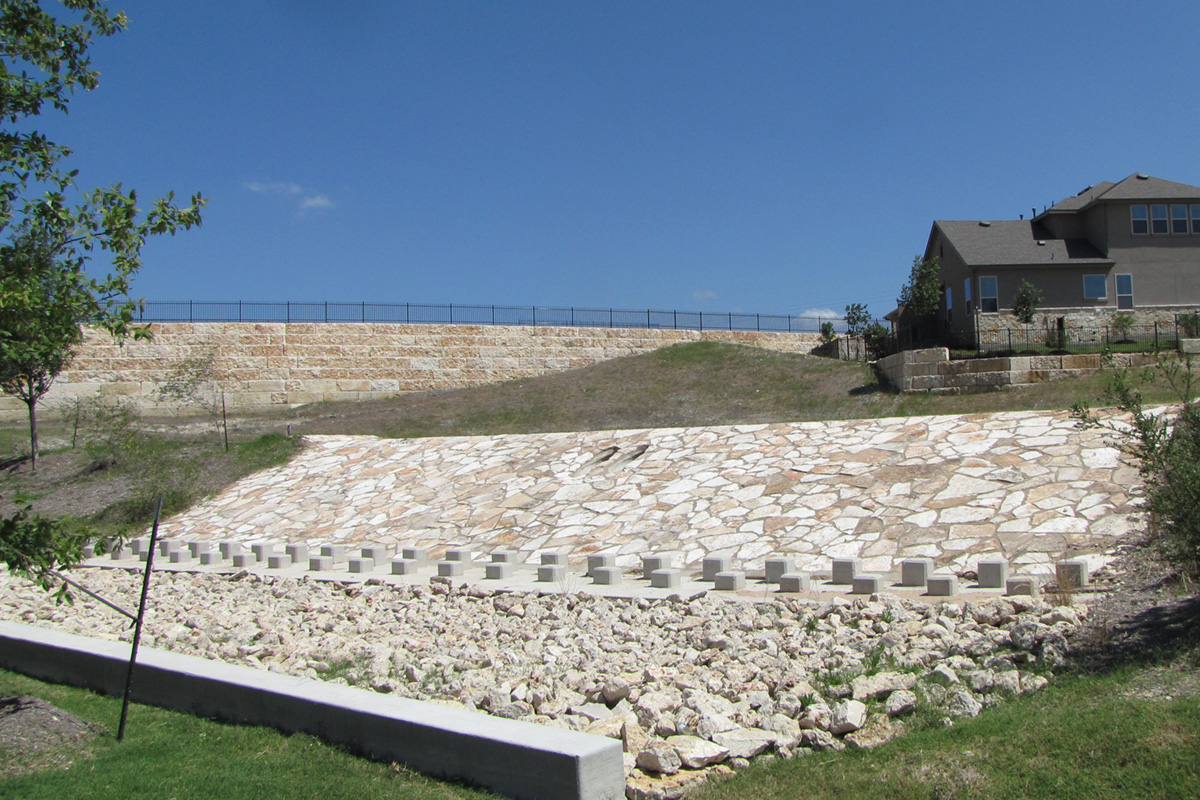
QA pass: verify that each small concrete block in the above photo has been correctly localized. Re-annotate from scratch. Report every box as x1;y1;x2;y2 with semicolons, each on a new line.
361;545;391;562
169;550;193;564
231;553;257;568
348;557;375;574
765;557;794;584
1005;576;1042;596
490;550;518;564
1055;559;1090;589
586;554;616;576
900;558;934;587
82;544;96;559
309;556;334;571
714;571;746;591
391;558;420;575
538;564;567;583
108;544;128;560
188;541;212;558
268;554;293;569
486;562;514;580
702;556;732;581
286;543;309;563
158;539;182;556
220;541;243;559
650;569;681;589
251;543;274;561
320;545;347;563
401;547;428;566
592;566;623;586
199;551;222;566
977;559;1010;588
540;552;568;567
778;572;811;593
851;574;884;594
438;560;465;577
642;554;673;575
444;548;473;564
831;558;862;585
926;575;959;596
130;538;150;556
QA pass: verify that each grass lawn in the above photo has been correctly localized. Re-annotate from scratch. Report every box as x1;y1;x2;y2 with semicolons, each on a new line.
0;669;498;800
696;663;1200;800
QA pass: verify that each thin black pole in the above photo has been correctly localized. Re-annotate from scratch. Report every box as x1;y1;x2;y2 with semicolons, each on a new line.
118;494;163;742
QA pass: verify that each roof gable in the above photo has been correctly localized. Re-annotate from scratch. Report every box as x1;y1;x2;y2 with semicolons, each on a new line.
1043;174;1200;216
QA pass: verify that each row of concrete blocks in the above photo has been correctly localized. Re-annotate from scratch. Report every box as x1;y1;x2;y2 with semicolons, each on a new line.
90;539;1093;595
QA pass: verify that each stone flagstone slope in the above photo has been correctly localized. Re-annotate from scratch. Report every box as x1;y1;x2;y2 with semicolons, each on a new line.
163;408;1139;576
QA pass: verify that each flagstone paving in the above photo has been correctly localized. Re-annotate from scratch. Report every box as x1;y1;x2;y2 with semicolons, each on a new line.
157;408;1141;578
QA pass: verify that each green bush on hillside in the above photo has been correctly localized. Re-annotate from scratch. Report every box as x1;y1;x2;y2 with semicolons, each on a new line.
1074;355;1200;572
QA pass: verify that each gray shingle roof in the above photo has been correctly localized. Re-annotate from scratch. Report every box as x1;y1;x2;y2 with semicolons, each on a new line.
1044;174;1200;214
934;220;1112;267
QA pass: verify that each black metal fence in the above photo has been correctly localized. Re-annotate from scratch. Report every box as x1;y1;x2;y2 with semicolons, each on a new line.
136;301;848;333
976;323;1179;355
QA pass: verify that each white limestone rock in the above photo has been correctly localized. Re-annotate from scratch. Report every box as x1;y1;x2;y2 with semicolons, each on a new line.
829;700;868;735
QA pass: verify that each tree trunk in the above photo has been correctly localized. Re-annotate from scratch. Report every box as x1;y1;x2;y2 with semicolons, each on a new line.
26;391;38;473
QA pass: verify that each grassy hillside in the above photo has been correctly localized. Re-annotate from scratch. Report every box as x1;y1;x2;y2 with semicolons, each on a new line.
284;341;1168;438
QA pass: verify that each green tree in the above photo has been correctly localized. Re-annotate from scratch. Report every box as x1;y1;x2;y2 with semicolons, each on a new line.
0;1;204;591
897;255;941;320
1012;280;1043;325
843;303;872;337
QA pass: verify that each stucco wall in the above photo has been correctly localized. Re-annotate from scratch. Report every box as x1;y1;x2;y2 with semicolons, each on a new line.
4;322;821;419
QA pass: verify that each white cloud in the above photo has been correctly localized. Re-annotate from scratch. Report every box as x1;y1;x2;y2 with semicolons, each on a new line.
801;307;842;319
246;180;333;213
689;289;718;303
245;181;302;195
300;195;334;210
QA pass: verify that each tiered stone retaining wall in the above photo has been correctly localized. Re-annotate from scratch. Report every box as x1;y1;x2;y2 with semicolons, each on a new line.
875;347;1157;393
4;322;819;420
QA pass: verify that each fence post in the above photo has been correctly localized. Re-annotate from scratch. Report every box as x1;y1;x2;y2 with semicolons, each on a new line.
609;309;613;328
362;301;365;323
323;301;327;323
286;301;290;323
449;303;453;324
756;314;760;332
1155;322;1159;351
647;309;650;328
492;305;496;325
189;299;193;323
674;310;677;329
239;300;243;322
1007;328;1011;352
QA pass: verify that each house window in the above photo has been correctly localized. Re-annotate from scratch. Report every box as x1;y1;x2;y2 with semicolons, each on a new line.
945;287;952;324
979;276;998;313
1131;204;1149;235
1116;274;1134;309
964;278;972;303
1084;274;1108;300
1172;205;1189;234
1193;204;1200;234
1151;204;1169;234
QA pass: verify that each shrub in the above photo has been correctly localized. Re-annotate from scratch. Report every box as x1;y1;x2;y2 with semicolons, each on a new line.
1012;280;1043;325
1073;356;1200;572
819;321;836;344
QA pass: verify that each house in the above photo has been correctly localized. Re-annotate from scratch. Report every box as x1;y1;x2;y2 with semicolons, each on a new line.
916;173;1200;348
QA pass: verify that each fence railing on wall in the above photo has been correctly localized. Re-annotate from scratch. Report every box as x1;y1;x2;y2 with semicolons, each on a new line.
976;323;1178;355
136;301;849;334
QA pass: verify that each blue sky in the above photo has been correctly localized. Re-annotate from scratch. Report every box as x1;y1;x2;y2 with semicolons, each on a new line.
32;0;1200;321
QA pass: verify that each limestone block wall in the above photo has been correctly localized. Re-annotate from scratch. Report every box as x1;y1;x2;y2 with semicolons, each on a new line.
876;347;1157;393
3;323;820;419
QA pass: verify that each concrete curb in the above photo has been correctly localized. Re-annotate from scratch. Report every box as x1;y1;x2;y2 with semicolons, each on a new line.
0;621;624;800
